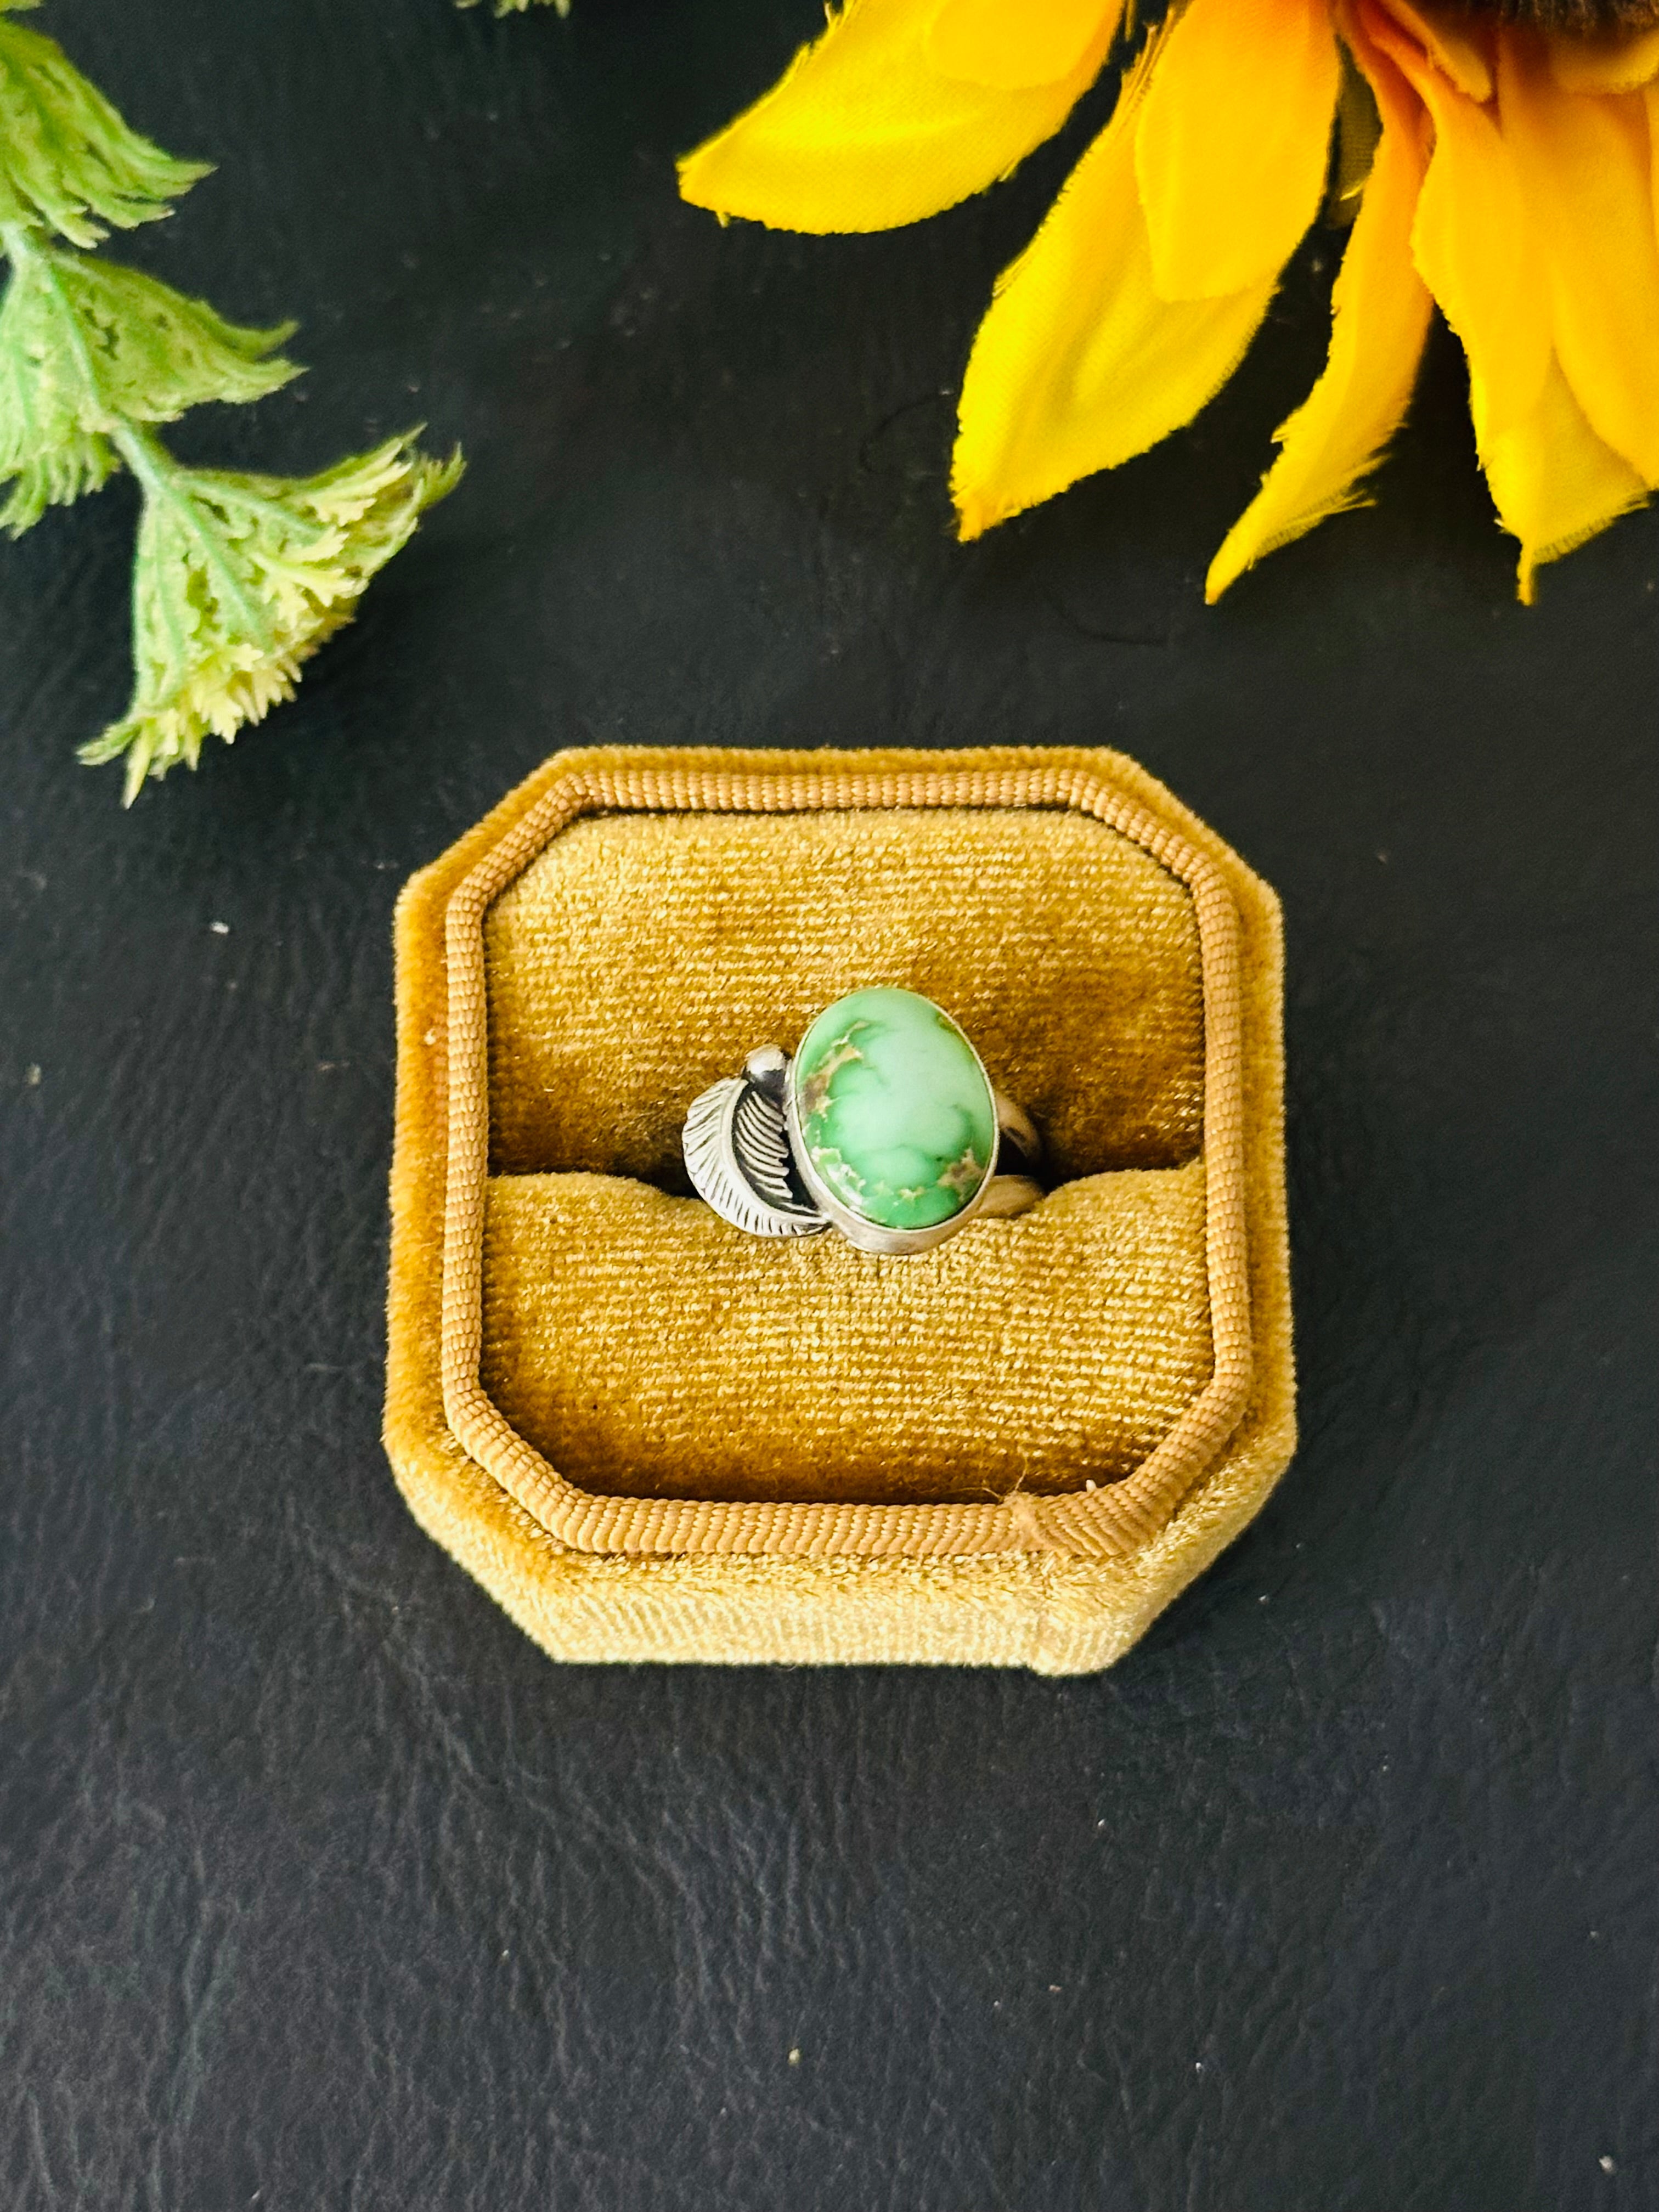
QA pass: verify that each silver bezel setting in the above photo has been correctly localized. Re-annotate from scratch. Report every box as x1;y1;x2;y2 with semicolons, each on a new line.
783;1005;1004;1256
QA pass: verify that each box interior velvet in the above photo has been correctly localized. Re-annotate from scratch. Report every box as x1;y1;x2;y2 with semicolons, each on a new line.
383;744;1295;1672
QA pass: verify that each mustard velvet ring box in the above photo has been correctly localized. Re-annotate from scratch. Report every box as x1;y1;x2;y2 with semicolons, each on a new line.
383;744;1295;1673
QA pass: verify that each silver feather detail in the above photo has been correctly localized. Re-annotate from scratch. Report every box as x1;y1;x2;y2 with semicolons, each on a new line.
682;1077;827;1238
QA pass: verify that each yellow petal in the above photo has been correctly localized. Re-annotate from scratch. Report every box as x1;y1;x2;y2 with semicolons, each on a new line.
1362;0;1550;449
1207;37;1432;599
1482;353;1646;602
952;37;1279;538
1135;0;1341;299
678;0;1120;234
1499;31;1659;485
926;0;1111;89
1548;22;1659;96
1375;0;1493;101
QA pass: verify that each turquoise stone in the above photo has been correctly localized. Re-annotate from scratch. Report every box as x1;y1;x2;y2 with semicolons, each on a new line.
792;987;997;1233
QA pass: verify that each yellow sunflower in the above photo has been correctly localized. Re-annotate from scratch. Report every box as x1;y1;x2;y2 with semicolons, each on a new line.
679;0;1659;600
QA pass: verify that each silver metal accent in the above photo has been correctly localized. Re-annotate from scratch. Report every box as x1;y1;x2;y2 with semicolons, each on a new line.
992;1089;1043;1174
682;1072;827;1239
744;1044;789;1099
975;1171;1045;1220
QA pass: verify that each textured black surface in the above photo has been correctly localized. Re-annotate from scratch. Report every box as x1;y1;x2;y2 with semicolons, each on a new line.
3;3;1657;2207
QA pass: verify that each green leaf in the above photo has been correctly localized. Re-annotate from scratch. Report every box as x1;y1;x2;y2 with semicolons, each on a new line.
81;430;464;802
456;0;571;16
0;422;112;531
0;8;210;246
0;236;298;532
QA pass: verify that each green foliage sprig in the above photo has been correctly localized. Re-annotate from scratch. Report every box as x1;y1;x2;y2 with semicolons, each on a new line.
0;0;461;801
459;0;571;18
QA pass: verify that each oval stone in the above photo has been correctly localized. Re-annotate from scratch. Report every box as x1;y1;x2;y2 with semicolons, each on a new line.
791;986;997;1232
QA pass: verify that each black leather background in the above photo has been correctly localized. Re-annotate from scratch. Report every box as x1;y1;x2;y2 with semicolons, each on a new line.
3;3;1656;2206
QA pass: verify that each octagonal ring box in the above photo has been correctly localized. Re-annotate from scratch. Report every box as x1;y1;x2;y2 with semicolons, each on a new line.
383;744;1294;1673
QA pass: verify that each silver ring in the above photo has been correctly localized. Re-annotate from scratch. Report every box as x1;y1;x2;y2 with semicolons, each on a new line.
682;986;1043;1255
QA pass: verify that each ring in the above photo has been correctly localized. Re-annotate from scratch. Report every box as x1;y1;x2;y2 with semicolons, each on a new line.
682;986;1043;1255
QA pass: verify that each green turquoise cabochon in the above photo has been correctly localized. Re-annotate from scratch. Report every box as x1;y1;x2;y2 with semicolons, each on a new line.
791;987;998;1233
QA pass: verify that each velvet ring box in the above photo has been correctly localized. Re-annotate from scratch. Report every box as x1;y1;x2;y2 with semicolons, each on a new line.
383;744;1295;1672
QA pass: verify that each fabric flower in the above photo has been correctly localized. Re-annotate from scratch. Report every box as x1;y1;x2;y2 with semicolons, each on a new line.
680;0;1659;599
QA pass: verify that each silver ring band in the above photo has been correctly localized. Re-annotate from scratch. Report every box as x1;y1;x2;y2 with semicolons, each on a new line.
682;988;1043;1255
